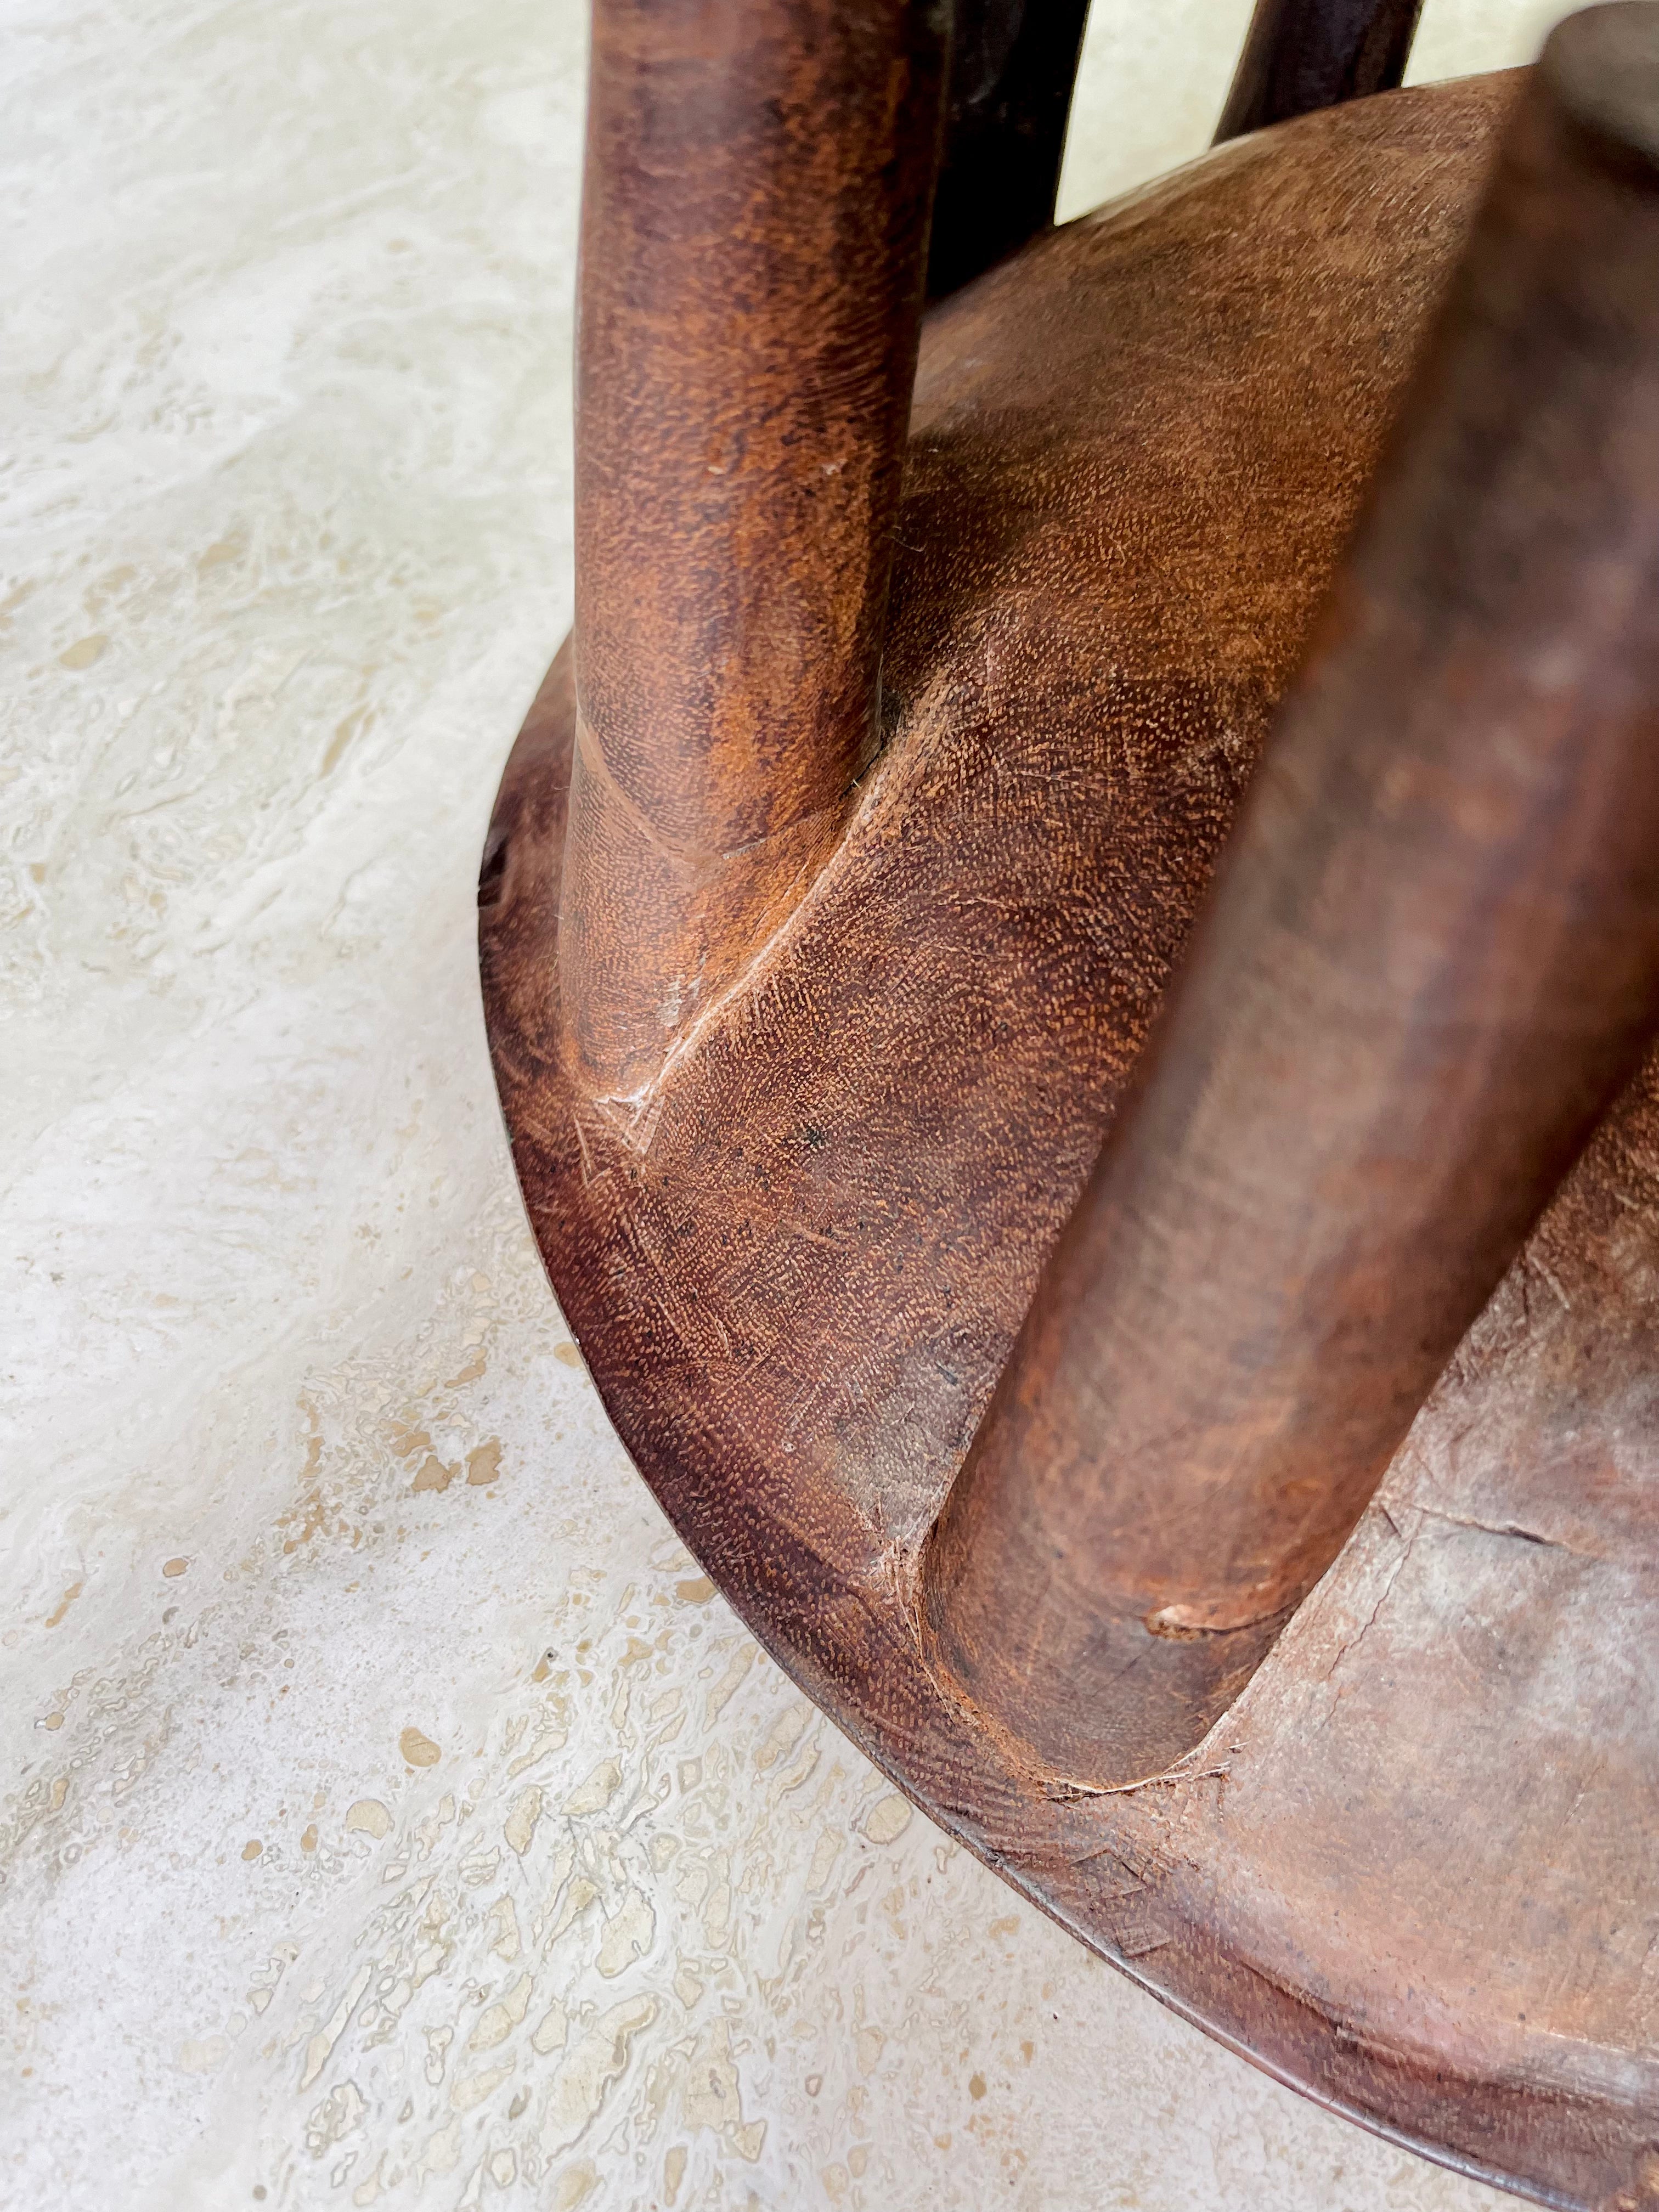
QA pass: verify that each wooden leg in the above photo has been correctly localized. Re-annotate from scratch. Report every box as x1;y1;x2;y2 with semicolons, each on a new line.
486;32;1659;2192
565;0;946;1111
927;0;1094;298
1214;0;1424;143
923;1;1659;1785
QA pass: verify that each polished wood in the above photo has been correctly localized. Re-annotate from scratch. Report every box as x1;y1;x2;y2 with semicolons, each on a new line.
565;0;945;1107
927;0;1094;297
482;6;1659;2204
924;0;1659;1786
1215;0;1424;143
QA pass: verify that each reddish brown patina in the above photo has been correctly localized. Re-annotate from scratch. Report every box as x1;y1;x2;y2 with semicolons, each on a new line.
564;0;945;1104
481;7;1659;2205
925;10;1659;1789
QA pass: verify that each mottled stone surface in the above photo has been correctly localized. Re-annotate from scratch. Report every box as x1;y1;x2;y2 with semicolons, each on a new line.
2;2;1549;2206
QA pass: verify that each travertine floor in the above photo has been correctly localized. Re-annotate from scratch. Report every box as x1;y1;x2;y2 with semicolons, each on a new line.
0;3;1563;2207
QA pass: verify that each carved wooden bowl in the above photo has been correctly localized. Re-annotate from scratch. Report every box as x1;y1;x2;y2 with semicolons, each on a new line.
482;20;1659;2208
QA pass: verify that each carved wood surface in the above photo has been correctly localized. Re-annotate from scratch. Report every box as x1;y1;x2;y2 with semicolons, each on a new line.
483;72;1659;2208
924;7;1659;1789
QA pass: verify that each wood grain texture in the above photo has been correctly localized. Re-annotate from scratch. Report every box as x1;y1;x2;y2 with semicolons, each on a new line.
923;4;1659;1787
565;0;945;1107
1215;0;1425;143
486;69;1659;2206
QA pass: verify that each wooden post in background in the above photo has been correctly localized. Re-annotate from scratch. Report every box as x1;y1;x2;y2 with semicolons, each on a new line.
926;0;1092;297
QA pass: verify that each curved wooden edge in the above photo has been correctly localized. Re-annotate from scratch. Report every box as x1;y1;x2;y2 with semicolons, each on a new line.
921;1;1659;1786
1215;0;1425;143
480;648;1659;2212
481;64;1659;2205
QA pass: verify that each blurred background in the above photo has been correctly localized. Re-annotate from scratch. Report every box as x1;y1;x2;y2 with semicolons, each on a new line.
0;3;1569;2207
